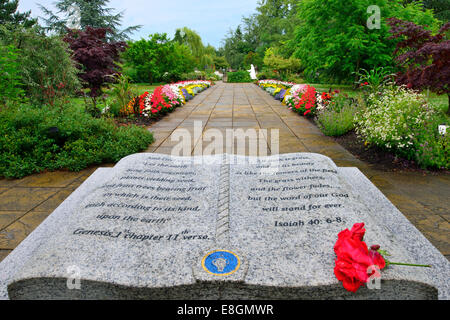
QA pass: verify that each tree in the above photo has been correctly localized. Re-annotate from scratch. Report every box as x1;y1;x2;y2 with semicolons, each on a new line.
168;42;196;79
223;26;249;70
243;51;261;69
221;1;299;70
39;0;141;41
0;25;80;105
200;45;217;70
0;0;37;28
255;0;300;57
63;27;126;103
402;0;450;21
388;18;450;114
423;0;450;21
174;27;203;65
174;27;216;70
123;33;194;83
0;44;24;105
292;0;439;83
263;47;300;79
213;55;229;70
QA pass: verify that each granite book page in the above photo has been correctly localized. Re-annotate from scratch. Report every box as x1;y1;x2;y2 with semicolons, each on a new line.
9;153;224;290
227;153;420;288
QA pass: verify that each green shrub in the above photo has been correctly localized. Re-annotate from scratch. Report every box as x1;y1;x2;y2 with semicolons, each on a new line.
0;26;80;106
180;71;205;80
286;76;305;84
227;70;251;83
205;72;220;81
413;112;449;169
257;69;280;80
108;74;134;117
354;67;395;95
316;100;357;137
355;86;449;169
0;103;154;178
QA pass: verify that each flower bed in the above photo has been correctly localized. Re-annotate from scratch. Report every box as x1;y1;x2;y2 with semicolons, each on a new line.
355;86;449;169
257;79;449;170
257;79;336;117
123;80;213;118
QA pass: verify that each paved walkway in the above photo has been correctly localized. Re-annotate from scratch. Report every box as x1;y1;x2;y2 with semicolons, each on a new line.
0;82;448;263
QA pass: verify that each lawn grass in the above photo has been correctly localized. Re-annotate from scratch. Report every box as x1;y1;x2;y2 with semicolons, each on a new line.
69;83;164;111
130;83;164;95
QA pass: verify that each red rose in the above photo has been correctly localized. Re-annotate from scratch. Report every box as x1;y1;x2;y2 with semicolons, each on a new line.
334;222;365;256
334;257;367;292
369;246;386;269
334;223;386;292
349;222;365;241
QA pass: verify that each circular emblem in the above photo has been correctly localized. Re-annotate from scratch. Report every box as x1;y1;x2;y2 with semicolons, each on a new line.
201;250;240;276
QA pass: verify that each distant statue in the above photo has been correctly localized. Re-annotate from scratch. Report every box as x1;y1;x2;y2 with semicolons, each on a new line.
248;64;257;80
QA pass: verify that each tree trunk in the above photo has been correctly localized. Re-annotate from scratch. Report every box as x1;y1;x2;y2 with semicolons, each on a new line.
91;96;97;109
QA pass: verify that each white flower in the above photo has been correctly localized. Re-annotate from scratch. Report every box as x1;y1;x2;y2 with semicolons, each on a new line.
101;105;110;114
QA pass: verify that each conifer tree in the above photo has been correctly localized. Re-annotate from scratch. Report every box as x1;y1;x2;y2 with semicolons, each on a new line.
0;0;37;28
39;0;140;41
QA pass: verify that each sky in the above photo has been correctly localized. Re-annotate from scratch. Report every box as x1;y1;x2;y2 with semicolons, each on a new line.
18;0;259;48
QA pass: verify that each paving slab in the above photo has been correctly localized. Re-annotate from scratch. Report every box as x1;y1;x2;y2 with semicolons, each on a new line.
0;188;60;212
0;250;11;263
0;210;52;249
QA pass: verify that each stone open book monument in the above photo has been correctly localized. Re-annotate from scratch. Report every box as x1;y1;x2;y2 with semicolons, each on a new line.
0;153;448;299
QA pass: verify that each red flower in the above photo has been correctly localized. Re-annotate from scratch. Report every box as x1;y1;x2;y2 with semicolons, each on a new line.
334;257;367;292
295;85;317;115
138;91;150;113
321;92;331;100
150;86;173;112
334;223;386;292
350;222;365;240
369;248;386;269
333;222;365;257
